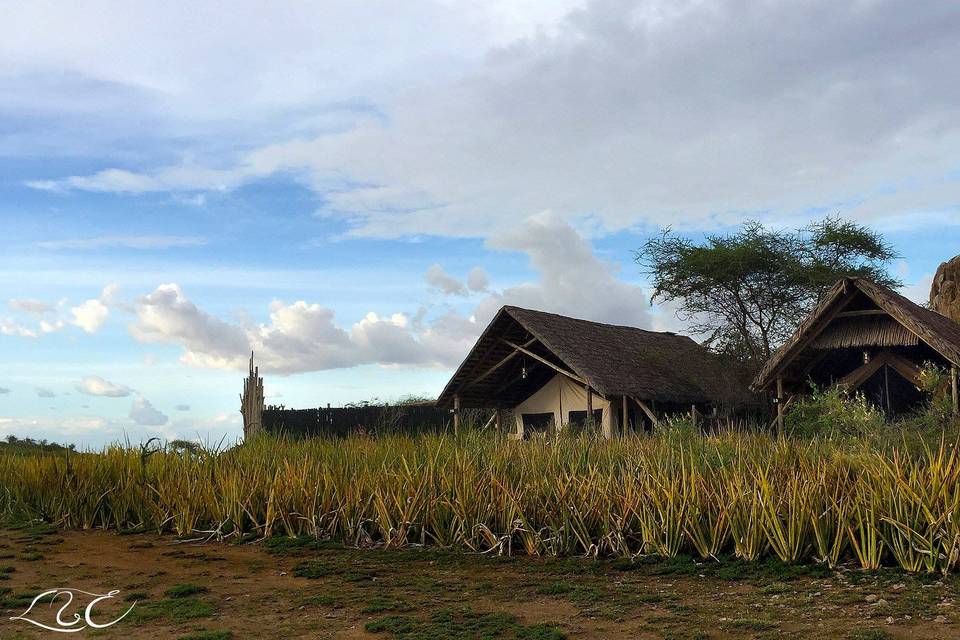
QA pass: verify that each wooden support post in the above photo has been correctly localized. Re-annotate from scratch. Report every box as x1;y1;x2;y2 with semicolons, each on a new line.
776;377;785;434
952;366;959;415
453;394;461;435
586;387;593;429
621;395;628;435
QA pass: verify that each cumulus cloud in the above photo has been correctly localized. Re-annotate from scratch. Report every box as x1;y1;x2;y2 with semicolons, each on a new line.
35;387;56;398
8;299;54;315
425;264;467;296
69;285;118;334
75;375;133;397
126;215;647;374
40;1;960;238
1;318;37;338
129;397;168;426
466;267;489;293
130;283;250;369
473;213;650;327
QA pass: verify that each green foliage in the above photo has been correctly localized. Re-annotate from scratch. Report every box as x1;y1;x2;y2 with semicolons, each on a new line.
178;631;233;640
364;606;566;640
785;387;886;438
637;216;899;367
132;597;214;623
165;583;209;598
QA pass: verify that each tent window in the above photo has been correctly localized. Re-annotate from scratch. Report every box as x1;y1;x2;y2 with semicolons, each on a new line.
568;409;603;429
521;412;554;437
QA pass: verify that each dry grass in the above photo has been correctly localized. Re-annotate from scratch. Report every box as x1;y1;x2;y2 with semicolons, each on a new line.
3;428;960;573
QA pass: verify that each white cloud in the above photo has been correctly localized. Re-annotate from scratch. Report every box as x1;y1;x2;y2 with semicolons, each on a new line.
129;397;168;426
1;318;37;338
130;283;250;369
41;1;960;238
8;299;54;315
70;285;117;333
126;215;646;374
35;387;56;398
36;236;207;250
425;264;467;296
75;375;133;397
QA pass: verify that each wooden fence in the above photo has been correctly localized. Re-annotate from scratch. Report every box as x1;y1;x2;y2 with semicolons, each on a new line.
261;403;456;438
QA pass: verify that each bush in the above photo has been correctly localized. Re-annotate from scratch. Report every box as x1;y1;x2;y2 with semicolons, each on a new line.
785;386;885;438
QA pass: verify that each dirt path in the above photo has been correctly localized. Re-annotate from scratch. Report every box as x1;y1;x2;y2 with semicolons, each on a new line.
1;523;958;639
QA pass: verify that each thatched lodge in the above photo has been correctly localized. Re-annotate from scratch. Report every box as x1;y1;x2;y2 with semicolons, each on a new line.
754;277;960;426
437;306;743;438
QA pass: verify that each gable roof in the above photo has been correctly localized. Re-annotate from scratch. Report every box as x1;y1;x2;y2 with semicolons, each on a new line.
753;277;960;391
437;305;742;408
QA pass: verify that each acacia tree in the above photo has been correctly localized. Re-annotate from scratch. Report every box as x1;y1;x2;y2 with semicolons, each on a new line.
636;217;899;369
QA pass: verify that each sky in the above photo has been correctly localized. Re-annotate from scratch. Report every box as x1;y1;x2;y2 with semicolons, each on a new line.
1;0;959;448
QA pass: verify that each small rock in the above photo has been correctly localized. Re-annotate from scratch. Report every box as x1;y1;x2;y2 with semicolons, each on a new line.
865;594;879;603
936;616;948;623
280;571;287;576
891;583;906;591
871;599;888;607
886;617;895;624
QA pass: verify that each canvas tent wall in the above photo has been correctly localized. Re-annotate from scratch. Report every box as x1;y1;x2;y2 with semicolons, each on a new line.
512;374;616;438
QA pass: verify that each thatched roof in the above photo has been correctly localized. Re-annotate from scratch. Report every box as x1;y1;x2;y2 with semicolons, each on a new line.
437;305;741;408
754;277;960;391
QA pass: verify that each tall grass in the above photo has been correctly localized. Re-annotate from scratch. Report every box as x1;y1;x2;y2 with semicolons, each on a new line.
3;428;960;572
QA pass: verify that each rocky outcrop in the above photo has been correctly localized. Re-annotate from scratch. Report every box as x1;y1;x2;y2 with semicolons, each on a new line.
930;256;960;323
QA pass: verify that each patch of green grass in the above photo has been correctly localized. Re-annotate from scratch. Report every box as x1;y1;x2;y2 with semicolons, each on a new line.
0;565;14;574
125;591;148;602
19;550;43;561
362;596;415;613
723;618;777;631
0;590;38;610
364;606;565;640
537;581;575;596
177;630;233;640
165;583;209;598
263;536;342;555
292;559;376;582
132;597;214;623
847;630;893;640
300;593;339;607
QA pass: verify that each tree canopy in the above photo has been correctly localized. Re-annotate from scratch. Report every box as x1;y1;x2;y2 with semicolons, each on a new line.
636;217;899;369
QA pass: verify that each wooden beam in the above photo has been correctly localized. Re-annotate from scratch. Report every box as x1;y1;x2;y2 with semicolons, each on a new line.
621;395;628;436
500;339;589;387
453;394;461;435
586;387;593;426
775;377;785;434
632;397;659;430
952;366;959;415
463;337;537;391
835;309;888;318
761;289;858;389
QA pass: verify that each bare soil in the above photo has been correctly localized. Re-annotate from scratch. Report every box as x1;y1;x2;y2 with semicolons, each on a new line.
1;524;959;639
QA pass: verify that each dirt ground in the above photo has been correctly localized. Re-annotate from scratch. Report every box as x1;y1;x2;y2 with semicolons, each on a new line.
1;523;959;639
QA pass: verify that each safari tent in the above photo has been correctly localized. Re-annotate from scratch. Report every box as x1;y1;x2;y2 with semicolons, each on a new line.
754;277;960;426
437;305;741;438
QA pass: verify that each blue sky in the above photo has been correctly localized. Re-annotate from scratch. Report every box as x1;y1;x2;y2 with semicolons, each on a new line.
1;1;958;447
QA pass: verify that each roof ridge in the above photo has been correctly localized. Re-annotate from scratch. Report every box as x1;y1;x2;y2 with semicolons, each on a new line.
502;305;681;337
